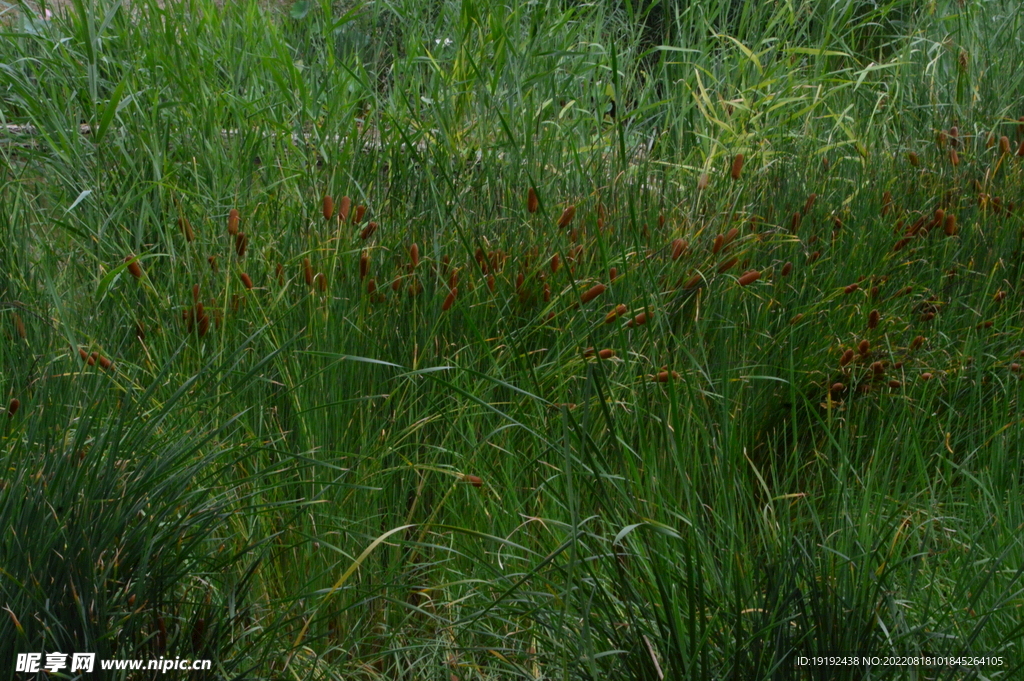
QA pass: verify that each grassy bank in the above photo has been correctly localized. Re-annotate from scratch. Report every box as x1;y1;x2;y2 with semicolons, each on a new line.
2;0;1023;678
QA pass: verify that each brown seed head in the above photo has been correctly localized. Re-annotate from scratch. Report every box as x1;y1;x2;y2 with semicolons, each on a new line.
844;283;859;294
580;283;606;304
126;255;143;279
868;309;880;329
353;204;367;224
339;196;352;222
303;258;313;287
239;272;253;289
999;136;1011;155
367;278;377;295
790;313;803;325
462;474;483;488
944;213;957;236
609;267;618;282
360;250;369;279
949;149;960;167
718;257;738;273
228;208;240;236
920;372;933;381
908;151;920;167
550;253;560;274
781;262;793;277
98;354;113;370
840;349;855;367
807;251;820;264
557;205;576;229
803;193;817;215
179;217;195;242
235;232;247;259
360;221;378;240
790;211;802;233
410;243;420;268
830;382;846;394
888;379;901;389
628;311;651;327
605;304;627;324
671;238;688;260
738;270;761;286
315;272;327;292
871;361;884;376
322;195;334;221
7;398;19;418
858;339;870;356
598;349;615;359
730;153;745;180
442;288;458;311
910;335;926;351
527;187;539;213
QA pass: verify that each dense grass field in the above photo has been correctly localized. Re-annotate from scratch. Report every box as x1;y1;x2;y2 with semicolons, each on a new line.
2;0;1024;678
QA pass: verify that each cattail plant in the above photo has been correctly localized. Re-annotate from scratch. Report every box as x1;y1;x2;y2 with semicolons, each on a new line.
936;129;947;150
944;214;957;236
353;204;367;224
730;153;744;180
999;136;1011;155
557;205;576;229
780;262;792;277
409;278;423;297
881;191;892;216
807;251;821;263
275;263;285;285
7;398;18;418
125;255;143;279
179;217;195;242
803;193;817;215
360;221;378;239
527;187;539;213
339;196;351;222
550;253;560;274
910;336;926;351
653;370;680;383
609;267;618;282
303;258;313;287
323;195;334;220
235;233;247;258
580;283;606;304
1017;139;1024;157
12;312;26;339
830;382;846;394
410;243;420;269
683;274;702;289
712;234;724;254
858;339;870;356
908;151;920;167
671;238;687;260
840;349;854;367
315;273;327;292
844;283;859;294
208;255;218;274
79;348;94;365
97;354;113;370
868;309;880;329
462;474;483;488
737;270;760;286
949;149;960;167
627;311;651;327
239;272;253;289
359;250;369;279
442;288;458;311
718;257;738;273
228;209;240;236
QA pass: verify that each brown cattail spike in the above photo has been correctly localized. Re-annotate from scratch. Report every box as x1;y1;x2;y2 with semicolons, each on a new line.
868;309;880;329
442;288;457;311
359;251;369;279
228;209;240;236
908;151;920;167
781;262;792;277
179;217;195;242
737;270;761;286
7;398;18;418
550;254;560;274
240;272;253;289
323;195;334;221
126;255;143;279
235;233;247;259
999;136;1011;155
858;339;870;356
353;204;367;224
557;205;576;229
730;153;744;180
303;258;313;287
339;196;351;222
627;311;651;327
605;304;627;324
803;193;817;215
527;187;539;213
410;243;420;268
840;349;855;367
789;313;803;325
944;214;957;236
360;221;378;240
598;349;615;359
718;257;738;273
580;283;606;304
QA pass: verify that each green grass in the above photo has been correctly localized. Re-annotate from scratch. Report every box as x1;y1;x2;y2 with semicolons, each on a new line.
2;0;1024;678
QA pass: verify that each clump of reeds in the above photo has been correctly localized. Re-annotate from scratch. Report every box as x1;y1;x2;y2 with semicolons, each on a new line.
580;283;606;304
228;209;239;236
558;205;576;229
737;270;760;286
360;221;378;239
339;196;351;222
528;187;539;213
235;233;247;258
730;153;744;180
323;195;334;221
125;255;143;279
